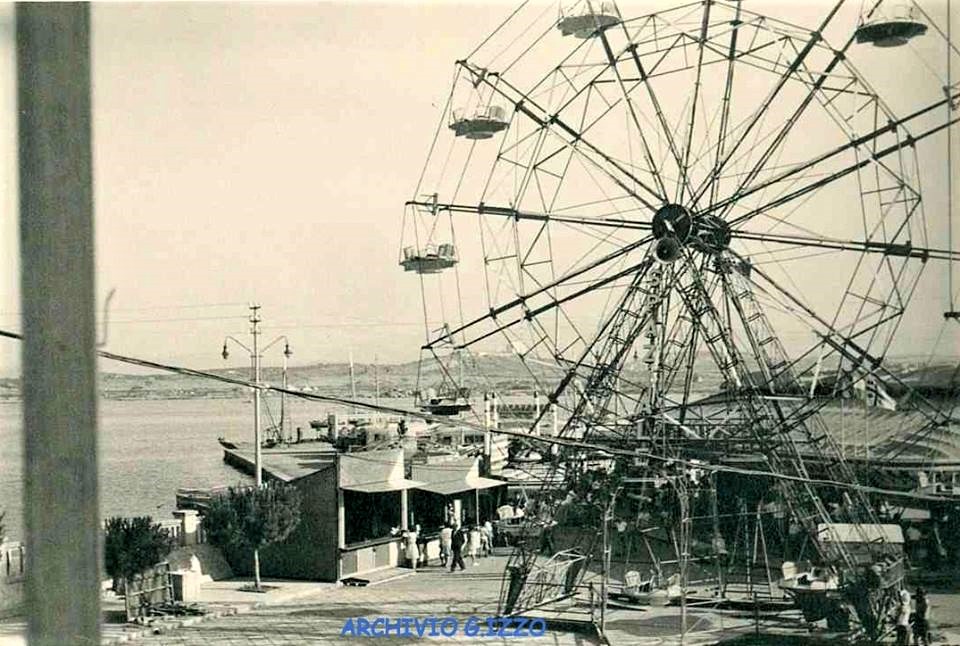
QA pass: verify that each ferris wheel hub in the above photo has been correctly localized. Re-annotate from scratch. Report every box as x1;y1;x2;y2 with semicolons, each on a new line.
652;206;731;261
652;204;693;242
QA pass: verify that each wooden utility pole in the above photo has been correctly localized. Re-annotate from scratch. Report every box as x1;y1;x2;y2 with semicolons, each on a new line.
17;4;99;644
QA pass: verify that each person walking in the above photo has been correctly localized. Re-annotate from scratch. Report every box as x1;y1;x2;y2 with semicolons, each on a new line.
415;524;429;567
439;523;453;567
896;587;912;646
404;526;420;571
450;525;467;572
913;587;929;646
469;525;481;566
481;520;493;556
539;519;556;555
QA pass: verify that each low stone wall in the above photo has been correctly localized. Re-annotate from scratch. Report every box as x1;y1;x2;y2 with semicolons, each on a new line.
165;543;233;581
0;541;25;618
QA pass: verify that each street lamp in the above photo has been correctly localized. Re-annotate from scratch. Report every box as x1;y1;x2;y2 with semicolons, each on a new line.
220;304;292;488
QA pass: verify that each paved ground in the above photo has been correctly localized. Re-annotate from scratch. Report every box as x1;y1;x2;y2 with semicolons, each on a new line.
128;556;601;646
4;556;960;645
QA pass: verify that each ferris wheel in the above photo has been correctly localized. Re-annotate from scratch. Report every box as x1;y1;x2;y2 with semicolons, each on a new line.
400;0;959;427
400;0;960;635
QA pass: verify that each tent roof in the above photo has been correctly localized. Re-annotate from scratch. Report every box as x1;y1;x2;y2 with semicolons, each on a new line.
817;523;904;544
412;458;506;496
339;448;423;493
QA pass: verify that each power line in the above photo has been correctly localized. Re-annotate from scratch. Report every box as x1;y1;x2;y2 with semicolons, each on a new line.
0;301;249;317
0;326;949;504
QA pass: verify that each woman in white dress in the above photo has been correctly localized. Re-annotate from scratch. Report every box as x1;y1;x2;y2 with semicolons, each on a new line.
405;526;420;571
468;525;481;566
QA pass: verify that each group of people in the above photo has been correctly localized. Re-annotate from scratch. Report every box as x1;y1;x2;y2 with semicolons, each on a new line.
896;587;930;646
401;520;495;572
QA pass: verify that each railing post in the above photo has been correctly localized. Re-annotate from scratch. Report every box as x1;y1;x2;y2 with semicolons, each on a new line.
17;4;99;645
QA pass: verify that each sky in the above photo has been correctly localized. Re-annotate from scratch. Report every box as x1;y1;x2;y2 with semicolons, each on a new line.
1;1;959;376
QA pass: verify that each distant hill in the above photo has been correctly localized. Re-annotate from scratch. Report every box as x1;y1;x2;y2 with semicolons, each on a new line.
1;354;956;403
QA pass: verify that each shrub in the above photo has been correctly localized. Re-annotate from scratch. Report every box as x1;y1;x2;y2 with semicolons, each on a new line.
103;516;174;590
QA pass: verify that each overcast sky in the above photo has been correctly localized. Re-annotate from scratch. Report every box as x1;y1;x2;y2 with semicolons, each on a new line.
1;1;958;376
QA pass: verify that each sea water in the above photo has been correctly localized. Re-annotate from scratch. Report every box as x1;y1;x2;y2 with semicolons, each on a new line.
0;396;343;542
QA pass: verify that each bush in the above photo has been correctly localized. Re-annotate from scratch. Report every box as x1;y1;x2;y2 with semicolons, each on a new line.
103;516;174;589
202;482;302;588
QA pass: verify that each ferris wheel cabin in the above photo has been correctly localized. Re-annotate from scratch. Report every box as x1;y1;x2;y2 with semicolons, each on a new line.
557;2;620;38
400;243;458;274
854;4;927;47
449;105;509;139
418;387;472;416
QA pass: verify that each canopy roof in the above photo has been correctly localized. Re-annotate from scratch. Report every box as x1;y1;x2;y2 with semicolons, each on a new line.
817;523;904;544
339;449;423;493
412;458;505;496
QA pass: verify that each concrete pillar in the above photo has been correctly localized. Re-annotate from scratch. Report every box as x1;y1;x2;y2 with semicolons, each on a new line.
18;5;99;644
400;489;409;531
173;510;200;546
483;392;492;463
453;499;463;528
328;413;339;442
336;462;346;550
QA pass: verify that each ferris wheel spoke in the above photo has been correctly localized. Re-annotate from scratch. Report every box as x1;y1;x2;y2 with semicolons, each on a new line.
406;199;651;231
728;229;960;262
691;1;846;207
674;257;880;533
712;77;960;227
593;30;672;198
720;111;960;229
547;257;665;441
425;240;653;351
460;62;664;208
708;22;868;220
677;0;713;207
716;90;958;217
451;256;652;352
708;0;742;209
730;250;953;449
618;32;701;209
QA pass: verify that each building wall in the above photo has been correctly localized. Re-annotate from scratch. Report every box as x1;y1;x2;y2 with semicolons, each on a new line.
260;467;339;582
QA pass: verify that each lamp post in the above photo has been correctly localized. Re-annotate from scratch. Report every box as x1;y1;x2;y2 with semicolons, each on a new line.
221;304;292;487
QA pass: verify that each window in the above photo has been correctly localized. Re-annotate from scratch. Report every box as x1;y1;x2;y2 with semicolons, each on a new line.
343;490;401;545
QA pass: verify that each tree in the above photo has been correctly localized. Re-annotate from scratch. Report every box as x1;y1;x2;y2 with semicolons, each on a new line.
202;482;302;590
103;516;174;591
